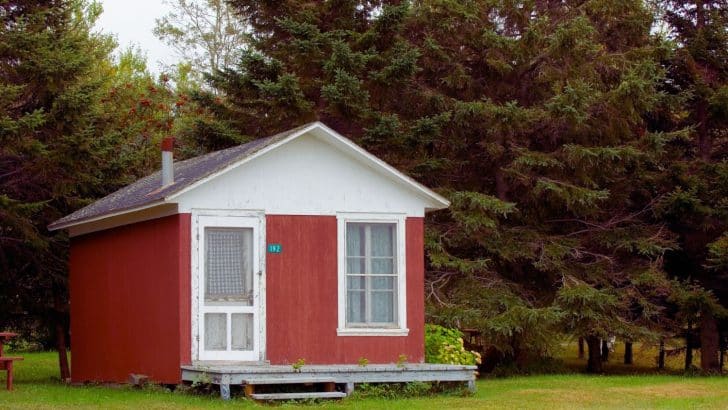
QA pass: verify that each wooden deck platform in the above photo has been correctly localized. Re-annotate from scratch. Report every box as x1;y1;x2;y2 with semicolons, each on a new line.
181;362;477;400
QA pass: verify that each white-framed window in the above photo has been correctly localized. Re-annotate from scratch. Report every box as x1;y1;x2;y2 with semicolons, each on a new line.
337;213;408;336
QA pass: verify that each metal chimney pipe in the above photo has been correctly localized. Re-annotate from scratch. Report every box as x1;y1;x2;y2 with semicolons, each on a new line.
161;137;174;186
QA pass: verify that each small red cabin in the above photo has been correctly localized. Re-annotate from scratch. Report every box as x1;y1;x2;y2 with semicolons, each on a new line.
49;122;450;384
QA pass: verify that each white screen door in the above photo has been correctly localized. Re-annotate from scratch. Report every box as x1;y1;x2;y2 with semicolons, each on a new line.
198;215;261;361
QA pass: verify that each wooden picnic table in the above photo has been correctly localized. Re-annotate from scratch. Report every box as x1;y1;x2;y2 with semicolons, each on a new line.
0;332;24;390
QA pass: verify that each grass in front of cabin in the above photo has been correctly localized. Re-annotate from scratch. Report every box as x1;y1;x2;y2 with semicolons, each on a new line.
0;351;727;409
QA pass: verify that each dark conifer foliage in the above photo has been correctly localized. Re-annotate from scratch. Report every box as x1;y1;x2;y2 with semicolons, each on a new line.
653;0;728;371
0;0;203;377
208;0;720;371
1;2;115;378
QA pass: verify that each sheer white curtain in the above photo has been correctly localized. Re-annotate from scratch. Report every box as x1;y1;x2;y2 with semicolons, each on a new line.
346;224;366;323
346;223;397;325
370;224;395;323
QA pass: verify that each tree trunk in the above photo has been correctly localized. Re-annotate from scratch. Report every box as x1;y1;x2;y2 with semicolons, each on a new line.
658;338;665;370
578;337;585;359
55;322;70;381
700;310;720;372
685;320;694;370
720;337;725;372
495;168;509;201
624;341;633;365
586;336;603;373
601;339;609;362
694;0;711;160
512;335;529;369
697;101;712;160
53;291;70;382
514;347;530;369
481;346;504;373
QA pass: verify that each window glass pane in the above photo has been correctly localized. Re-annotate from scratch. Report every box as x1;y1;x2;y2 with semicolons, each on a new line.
347;291;365;323
346;224;365;257
231;313;253;351
371;291;395;323
205;313;227;351
371;276;395;290
347;275;366;290
344;221;399;326
346;257;365;274
371;258;394;275
205;228;253;305
370;224;395;257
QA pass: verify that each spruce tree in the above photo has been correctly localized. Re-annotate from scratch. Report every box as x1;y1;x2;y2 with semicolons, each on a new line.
653;0;728;372
210;0;681;371
0;0;117;378
0;0;203;377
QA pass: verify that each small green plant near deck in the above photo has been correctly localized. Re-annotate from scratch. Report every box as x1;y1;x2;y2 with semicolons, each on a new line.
396;354;408;368
292;358;306;372
191;372;211;388
352;382;432;399
425;324;481;366
189;372;219;396
358;357;369;367
141;383;173;394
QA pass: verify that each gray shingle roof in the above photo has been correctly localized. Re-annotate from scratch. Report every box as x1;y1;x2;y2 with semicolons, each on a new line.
49;123;316;230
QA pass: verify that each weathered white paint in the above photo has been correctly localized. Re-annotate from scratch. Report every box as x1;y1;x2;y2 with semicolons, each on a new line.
309;123;449;211
180;363;478;390
191;210;267;362
176;133;435;217
168;122;449;212
335;212;408;337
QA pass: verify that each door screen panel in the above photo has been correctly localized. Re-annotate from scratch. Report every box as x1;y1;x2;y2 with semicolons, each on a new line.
205;228;253;305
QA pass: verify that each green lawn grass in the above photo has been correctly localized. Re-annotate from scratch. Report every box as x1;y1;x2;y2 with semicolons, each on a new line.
0;352;726;409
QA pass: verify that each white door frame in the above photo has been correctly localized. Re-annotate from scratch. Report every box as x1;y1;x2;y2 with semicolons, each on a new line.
190;209;266;362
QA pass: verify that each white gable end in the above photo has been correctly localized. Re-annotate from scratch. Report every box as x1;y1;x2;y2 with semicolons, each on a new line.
176;132;437;217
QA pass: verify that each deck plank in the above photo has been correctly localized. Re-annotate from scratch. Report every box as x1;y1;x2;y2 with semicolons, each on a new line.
242;376;336;385
250;392;346;400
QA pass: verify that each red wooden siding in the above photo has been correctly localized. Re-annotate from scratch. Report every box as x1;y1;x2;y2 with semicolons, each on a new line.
69;214;191;383
265;215;425;364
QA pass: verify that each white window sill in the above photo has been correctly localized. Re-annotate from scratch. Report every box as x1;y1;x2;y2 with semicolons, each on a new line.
337;328;409;337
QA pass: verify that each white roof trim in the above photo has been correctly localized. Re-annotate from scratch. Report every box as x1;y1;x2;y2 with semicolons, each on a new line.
166;122;450;209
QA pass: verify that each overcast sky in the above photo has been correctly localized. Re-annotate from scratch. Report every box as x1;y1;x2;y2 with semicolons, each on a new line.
96;0;179;72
